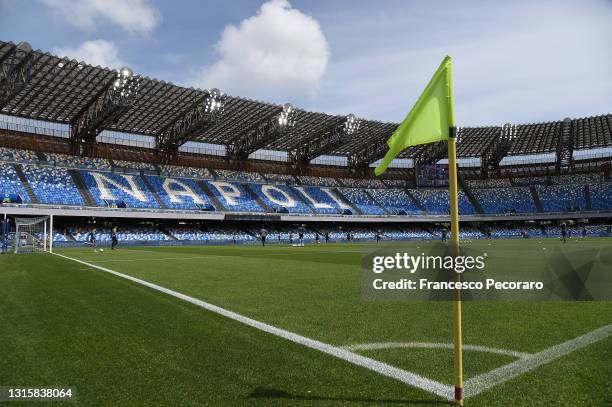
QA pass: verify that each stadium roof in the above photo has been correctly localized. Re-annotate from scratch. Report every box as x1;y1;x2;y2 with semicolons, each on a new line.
1;40;611;163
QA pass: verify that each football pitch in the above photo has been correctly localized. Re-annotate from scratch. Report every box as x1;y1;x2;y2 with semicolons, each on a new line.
1;239;611;406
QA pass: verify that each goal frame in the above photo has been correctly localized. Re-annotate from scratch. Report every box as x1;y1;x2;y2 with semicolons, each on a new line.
12;215;54;254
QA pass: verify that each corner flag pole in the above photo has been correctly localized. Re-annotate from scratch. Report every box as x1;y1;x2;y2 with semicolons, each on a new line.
372;55;462;402
446;59;463;405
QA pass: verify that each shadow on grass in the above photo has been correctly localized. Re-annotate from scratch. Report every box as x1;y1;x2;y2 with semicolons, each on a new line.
248;387;453;405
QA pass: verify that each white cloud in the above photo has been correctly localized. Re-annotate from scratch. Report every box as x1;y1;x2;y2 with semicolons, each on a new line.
54;40;125;69
193;0;329;101
41;0;160;35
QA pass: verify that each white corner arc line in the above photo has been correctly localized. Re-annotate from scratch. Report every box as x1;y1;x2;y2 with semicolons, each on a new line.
464;323;612;398
342;342;531;359
53;253;454;401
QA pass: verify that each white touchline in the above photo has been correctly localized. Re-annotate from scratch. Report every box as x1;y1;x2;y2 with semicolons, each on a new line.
464;322;612;397
53;253;454;401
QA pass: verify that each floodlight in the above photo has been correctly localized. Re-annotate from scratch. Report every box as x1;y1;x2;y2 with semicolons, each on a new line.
204;88;226;114
277;103;297;127
343;113;360;135
120;66;133;79
111;66;139;103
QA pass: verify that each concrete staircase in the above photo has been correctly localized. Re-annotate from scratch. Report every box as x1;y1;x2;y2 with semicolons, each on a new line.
140;174;167;209
331;188;363;215
404;189;427;214
420;224;438;238
364;190;390;214
35;151;47;161
529;186;544;213
198;180;226;211
159;226;178;240
207;168;219;179
68;169;95;206
13;164;39;204
458;176;484;214
243;183;274;212
584;185;592;210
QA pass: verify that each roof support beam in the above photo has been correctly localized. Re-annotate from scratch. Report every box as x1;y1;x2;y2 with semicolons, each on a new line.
555;118;574;174
70;67;140;144
481;124;516;176
156;88;226;151
348;137;389;168
227;104;298;160
415;141;448;166
0;42;34;110
346;123;399;168
289;114;360;165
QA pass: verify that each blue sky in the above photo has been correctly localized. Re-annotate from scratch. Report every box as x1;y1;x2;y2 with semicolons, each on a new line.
1;0;611;126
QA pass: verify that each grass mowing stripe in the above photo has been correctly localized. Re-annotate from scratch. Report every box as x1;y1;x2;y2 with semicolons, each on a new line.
464;323;612;397
53;252;455;401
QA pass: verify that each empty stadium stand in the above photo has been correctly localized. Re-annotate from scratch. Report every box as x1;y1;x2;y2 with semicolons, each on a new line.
1;146;611;217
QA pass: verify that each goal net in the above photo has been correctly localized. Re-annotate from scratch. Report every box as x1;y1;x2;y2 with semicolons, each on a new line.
14;216;51;254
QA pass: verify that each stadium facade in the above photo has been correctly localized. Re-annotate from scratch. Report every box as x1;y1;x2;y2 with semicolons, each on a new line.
1;40;611;247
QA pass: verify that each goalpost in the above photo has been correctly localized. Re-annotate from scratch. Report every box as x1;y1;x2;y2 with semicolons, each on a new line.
1;213;8;254
12;215;53;254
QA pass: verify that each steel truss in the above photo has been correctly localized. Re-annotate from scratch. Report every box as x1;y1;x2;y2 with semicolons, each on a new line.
0;42;34;110
71;68;140;144
156;89;226;151
289;114;360;164
227;104;298;160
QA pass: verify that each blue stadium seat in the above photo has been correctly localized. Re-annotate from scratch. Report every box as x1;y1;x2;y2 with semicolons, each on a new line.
250;183;311;213
71;226;169;242
22;165;84;206
170;227;255;242
146;175;215;210
204;180;263;212
0;163;31;203
368;189;423;215
589;182;612;210
0;147;38;163
80;171;160;208
472;187;536;214
338;188;385;214
410;189;475;215
291;186;344;214
535;184;586;212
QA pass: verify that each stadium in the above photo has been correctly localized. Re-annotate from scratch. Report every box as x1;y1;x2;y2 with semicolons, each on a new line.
1;2;611;405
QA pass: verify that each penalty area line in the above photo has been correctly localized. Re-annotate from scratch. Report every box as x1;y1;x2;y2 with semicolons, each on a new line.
53;252;454;401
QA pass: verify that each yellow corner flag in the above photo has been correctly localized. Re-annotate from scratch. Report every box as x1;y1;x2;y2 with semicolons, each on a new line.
374;56;464;405
374;55;454;176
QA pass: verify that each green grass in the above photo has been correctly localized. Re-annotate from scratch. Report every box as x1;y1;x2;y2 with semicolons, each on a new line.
1;238;611;405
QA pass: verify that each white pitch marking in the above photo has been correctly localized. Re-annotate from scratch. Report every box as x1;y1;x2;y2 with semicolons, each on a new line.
53;252;454;401
464;323;612;398
52;252;612;401
342;342;532;359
